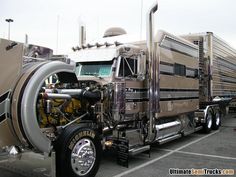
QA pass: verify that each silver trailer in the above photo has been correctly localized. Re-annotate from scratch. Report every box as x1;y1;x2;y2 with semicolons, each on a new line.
182;32;236;126
182;32;236;103
0;2;236;177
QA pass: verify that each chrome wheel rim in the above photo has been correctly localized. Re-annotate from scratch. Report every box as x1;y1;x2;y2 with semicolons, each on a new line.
215;112;220;126
207;113;212;129
71;138;96;176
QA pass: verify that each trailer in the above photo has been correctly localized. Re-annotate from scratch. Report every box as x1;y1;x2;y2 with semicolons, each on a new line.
0;2;236;177
182;32;236;104
182;32;236;126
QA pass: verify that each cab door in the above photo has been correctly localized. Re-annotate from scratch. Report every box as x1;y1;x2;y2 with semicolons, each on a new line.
115;54;147;120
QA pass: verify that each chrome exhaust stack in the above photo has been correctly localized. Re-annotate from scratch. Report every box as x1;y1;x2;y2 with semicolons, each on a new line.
79;24;86;47
146;2;159;141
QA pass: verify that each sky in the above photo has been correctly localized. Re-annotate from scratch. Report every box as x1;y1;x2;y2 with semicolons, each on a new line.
1;0;236;55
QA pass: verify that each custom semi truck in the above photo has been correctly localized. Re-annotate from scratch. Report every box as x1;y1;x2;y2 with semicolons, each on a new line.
1;2;236;177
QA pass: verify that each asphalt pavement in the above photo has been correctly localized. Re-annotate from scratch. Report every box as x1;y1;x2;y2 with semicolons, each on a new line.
0;114;235;177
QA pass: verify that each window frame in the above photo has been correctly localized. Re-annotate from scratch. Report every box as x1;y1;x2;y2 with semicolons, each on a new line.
116;56;138;79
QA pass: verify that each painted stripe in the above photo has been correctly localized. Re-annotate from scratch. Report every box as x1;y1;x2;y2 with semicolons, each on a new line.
0;92;9;103
160;92;198;100
160;61;174;66
186;75;198;79
160;88;199;92
161;71;198;78
126;88;148;92
0;91;9;123
160;71;174;76
212;95;236;99
126;99;149;103
126;97;199;102
160;97;199;101
125;88;199;101
126;88;199;92
113;130;219;177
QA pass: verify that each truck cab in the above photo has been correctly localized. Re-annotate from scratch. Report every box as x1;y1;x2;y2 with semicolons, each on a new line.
72;44;148;123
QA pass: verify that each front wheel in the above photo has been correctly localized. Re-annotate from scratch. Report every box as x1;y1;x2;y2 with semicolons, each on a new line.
55;124;102;177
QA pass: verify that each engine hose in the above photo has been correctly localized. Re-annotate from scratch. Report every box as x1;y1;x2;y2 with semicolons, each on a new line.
82;90;101;102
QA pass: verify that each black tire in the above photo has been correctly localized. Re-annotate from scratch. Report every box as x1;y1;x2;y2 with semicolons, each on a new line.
212;109;221;130
55;124;102;177
202;108;213;133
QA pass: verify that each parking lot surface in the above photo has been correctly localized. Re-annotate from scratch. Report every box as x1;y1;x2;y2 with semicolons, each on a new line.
0;114;235;177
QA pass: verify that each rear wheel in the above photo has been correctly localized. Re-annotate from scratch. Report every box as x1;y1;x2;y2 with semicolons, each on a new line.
212;109;221;130
55;124;102;177
202;108;213;133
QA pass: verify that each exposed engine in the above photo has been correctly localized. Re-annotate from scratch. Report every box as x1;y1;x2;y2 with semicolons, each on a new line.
36;78;104;140
37;97;81;128
38;83;82;128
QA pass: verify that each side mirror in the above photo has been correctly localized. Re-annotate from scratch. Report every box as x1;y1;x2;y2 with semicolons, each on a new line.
137;52;146;80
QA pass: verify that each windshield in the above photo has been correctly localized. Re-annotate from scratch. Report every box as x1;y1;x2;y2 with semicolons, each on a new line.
76;61;113;77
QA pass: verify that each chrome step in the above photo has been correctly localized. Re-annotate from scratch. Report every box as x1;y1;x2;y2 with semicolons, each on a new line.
129;145;150;156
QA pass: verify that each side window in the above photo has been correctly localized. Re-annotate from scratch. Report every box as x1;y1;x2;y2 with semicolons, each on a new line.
118;57;138;78
174;63;186;76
